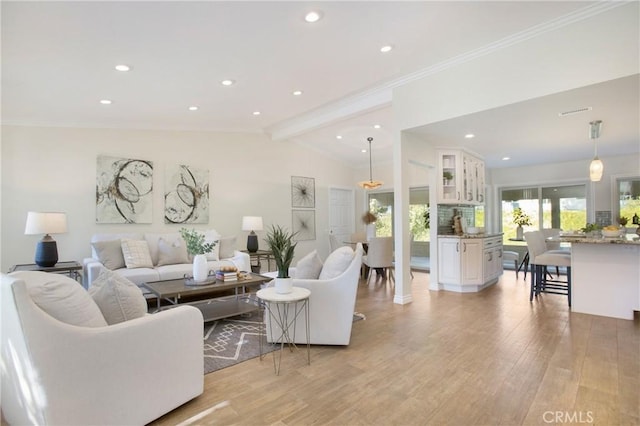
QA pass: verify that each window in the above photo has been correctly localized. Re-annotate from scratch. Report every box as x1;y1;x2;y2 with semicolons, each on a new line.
500;184;586;243
618;177;640;227
366;187;430;241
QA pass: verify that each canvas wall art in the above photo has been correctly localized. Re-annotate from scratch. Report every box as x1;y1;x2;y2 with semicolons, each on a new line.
96;155;153;224
291;176;315;208
164;164;210;224
292;209;316;241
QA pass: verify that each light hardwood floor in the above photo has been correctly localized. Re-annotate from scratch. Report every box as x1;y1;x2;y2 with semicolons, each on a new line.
151;270;639;426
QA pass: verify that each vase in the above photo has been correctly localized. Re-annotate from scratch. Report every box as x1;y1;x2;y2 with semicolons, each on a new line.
516;225;523;240
193;254;209;282
274;277;293;294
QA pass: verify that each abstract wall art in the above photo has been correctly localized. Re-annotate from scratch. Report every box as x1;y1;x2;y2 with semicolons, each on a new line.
292;209;316;241
291;176;315;208
96;155;154;224
164;164;209;224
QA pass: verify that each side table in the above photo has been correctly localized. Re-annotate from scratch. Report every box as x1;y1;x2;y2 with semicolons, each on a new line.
9;261;83;283
242;249;276;273
257;286;310;375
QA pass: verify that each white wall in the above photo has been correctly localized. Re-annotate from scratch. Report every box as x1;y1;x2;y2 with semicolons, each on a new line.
0;125;355;272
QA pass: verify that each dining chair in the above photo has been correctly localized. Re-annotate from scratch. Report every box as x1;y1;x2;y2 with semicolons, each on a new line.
524;231;572;306
328;233;341;252
362;237;394;282
541;228;571;277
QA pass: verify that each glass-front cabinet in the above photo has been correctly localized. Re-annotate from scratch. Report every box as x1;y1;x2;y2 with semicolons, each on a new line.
437;149;485;205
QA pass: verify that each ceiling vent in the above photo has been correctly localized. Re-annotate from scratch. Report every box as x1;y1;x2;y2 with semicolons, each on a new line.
558;107;592;117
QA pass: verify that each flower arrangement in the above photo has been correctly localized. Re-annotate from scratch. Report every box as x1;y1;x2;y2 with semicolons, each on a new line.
362;211;377;225
179;228;215;256
619;216;629;226
512;207;532;227
264;225;297;278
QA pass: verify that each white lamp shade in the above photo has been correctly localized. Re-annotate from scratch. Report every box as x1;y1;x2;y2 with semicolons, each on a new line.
25;212;68;235
589;158;604;182
242;216;263;231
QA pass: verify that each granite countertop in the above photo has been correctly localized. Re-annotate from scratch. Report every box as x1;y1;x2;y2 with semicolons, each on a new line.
438;233;503;239
560;235;640;245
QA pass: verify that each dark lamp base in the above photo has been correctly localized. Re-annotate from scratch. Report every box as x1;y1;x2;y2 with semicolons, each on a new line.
247;234;259;253
35;239;59;267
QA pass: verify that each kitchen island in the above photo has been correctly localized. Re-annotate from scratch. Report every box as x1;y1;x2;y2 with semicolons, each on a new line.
561;235;640;320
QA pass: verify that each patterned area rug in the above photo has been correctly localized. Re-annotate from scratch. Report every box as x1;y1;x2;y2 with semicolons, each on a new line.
203;310;366;374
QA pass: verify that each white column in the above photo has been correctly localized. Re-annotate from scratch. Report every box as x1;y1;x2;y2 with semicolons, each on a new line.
392;131;412;305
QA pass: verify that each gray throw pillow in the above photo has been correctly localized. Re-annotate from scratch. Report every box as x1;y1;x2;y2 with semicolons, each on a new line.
92;239;126;270
89;269;147;325
295;250;323;279
157;237;189;266
219;236;236;259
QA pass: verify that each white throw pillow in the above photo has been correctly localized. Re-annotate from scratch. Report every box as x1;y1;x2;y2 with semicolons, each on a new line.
204;230;221;261
89;269;148;325
295;250;323;279
121;239;153;269
157;237;189;266
12;271;107;327
219;236;236;259
319;246;355;280
91;239;125;270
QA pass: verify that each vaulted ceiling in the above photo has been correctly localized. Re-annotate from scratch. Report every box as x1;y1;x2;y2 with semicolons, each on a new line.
2;1;638;168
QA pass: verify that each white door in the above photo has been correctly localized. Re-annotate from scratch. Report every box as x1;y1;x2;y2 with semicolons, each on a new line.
329;187;355;246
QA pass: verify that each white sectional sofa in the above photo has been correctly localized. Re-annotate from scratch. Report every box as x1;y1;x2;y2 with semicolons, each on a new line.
83;231;251;290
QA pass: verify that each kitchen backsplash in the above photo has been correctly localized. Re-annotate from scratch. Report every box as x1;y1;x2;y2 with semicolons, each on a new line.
437;205;475;235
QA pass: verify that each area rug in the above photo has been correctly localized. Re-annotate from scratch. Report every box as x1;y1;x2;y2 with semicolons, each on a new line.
203;311;366;374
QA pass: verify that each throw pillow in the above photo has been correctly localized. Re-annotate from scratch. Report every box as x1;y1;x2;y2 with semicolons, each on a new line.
219;236;236;259
319;246;354;280
157;237;189;266
121;239;153;269
204;230;221;261
89;269;147;325
91;239;125;270
295;250;323;279
12;271;107;327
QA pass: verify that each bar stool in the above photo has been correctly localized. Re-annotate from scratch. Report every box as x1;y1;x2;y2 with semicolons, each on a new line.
524;231;572;307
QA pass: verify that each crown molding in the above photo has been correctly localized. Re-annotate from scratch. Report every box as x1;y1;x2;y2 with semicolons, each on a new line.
266;1;629;142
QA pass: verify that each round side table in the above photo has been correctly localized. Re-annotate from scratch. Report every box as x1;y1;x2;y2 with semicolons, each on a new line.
257;286;310;375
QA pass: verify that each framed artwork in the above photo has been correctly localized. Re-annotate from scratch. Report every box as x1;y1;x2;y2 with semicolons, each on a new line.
292;209;316;241
164;164;210;224
291;176;315;208
96;155;153;224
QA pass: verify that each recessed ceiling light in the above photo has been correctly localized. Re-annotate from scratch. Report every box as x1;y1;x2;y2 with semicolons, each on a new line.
99;99;112;105
221;79;235;86
188;106;198;111
502;156;511;161
292;90;303;96
336;135;343;140
253;111;261;116
361;149;367;153
304;11;322;23
380;45;393;53
373;124;381;129
115;64;130;72
465;133;475;139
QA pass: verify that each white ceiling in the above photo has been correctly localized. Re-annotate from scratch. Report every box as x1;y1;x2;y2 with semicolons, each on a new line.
2;1;638;169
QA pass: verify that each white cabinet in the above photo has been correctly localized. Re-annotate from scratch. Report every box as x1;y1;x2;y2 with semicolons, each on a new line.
438;235;503;292
438;149;485;205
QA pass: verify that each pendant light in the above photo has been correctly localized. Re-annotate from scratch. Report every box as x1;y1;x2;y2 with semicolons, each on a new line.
589;120;603;182
358;137;383;190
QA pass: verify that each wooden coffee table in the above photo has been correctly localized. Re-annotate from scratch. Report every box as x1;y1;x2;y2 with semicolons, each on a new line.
141;273;271;322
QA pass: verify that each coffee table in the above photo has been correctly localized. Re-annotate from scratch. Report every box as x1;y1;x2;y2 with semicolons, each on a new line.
141;273;271;322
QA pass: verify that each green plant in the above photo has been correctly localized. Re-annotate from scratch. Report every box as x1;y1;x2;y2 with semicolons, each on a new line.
179;228;215;255
264;225;297;278
512;207;532;226
423;206;430;229
443;171;454;181
619;216;629;226
581;223;602;233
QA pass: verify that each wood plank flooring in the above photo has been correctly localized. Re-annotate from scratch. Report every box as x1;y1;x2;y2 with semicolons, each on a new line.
150;271;639;426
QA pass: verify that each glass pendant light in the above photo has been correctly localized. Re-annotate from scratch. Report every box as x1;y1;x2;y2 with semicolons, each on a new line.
358;137;383;190
589;120;603;182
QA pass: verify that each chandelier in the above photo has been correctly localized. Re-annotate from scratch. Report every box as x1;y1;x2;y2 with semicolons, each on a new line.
589;120;603;182
358;137;383;190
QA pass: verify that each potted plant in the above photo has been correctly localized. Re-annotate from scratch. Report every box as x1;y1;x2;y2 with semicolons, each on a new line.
264;225;297;293
619;216;629;234
180;228;216;282
512;207;532;240
362;211;377;240
443;171;454;185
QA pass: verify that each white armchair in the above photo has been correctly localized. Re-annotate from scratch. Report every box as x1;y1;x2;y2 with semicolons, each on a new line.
264;243;364;345
1;272;204;426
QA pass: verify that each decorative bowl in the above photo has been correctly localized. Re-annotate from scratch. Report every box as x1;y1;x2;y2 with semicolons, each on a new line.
466;227;483;235
602;229;621;238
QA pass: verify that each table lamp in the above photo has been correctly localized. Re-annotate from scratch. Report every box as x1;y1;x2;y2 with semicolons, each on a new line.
242;216;263;253
24;211;68;267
